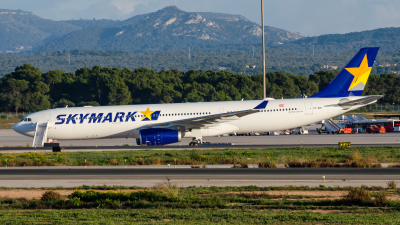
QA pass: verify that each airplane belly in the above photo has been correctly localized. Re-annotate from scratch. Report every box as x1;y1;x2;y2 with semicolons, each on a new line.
48;124;112;140
182;123;239;138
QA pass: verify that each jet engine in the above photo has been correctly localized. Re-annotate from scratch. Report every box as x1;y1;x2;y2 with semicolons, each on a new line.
135;128;181;146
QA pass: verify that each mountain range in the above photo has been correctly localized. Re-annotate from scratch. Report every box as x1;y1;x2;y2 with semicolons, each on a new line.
0;6;304;53
1;6;400;54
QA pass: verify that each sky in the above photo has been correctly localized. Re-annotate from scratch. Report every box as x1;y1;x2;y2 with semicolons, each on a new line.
1;0;400;36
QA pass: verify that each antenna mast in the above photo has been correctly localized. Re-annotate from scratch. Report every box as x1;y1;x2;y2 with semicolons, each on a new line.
262;0;266;99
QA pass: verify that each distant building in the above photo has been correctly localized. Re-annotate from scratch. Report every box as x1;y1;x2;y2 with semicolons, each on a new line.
322;65;338;70
252;65;256;69
246;65;250;68
379;63;397;67
218;67;227;71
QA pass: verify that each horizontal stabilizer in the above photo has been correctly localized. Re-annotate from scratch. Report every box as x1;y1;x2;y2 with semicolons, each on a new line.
338;95;384;108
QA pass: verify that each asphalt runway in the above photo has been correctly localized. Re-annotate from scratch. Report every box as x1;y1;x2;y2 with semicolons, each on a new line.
1;168;399;181
0;167;399;188
1;129;400;151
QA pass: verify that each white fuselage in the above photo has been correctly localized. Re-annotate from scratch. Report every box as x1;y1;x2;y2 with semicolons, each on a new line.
13;97;362;141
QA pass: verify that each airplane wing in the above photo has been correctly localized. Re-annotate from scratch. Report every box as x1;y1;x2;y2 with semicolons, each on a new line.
338;95;384;108
140;101;268;131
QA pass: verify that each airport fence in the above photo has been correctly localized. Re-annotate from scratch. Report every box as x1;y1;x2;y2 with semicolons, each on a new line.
0;112;31;119
357;105;400;112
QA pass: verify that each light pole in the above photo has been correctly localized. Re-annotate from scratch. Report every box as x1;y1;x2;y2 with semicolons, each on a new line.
261;0;266;99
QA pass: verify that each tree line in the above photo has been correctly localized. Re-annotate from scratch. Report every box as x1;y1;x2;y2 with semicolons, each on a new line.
1;49;400;79
0;64;398;113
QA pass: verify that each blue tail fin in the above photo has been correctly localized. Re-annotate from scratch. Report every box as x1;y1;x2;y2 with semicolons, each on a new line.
310;47;379;98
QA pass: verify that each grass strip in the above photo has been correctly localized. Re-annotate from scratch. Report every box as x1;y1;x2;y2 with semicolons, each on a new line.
0;208;400;224
0;147;399;167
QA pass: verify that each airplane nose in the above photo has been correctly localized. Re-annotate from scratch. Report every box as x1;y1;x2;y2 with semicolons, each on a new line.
12;122;22;134
12;122;36;137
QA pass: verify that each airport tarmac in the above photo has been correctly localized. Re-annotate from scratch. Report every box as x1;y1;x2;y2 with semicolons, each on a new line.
1;129;400;149
0;167;399;188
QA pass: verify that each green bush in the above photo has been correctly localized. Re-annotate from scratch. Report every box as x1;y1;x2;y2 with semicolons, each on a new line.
342;187;371;205
0;115;7;119
69;190;165;202
386;104;392;112
41;190;62;201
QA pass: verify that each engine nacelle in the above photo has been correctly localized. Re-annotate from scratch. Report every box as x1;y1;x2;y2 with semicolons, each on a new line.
136;128;181;146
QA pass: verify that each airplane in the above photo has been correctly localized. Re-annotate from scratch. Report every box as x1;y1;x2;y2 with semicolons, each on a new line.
13;47;382;147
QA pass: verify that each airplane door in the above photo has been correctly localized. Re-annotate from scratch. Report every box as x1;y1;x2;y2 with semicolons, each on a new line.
305;103;313;115
43;114;51;122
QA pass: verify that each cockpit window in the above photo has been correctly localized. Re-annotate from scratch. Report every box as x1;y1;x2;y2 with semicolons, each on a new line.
20;117;32;122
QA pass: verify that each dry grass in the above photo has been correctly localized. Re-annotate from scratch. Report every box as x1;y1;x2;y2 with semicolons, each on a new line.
107;159;119;165
347;151;362;161
374;193;387;207
285;151;382;168
387;181;397;189
286;158;341;168
258;161;277;168
81;161;93;166
342;187;371;205
137;158;144;165
17;159;33;167
149;158;161;165
41;190;62;201
0;118;19;129
153;181;179;199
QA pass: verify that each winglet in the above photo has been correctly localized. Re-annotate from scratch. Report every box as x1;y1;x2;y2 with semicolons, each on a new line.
254;101;269;109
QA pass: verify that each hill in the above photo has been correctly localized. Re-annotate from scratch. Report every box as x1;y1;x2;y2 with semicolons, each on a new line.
1;49;399;78
0;9;81;53
284;27;400;51
34;6;305;53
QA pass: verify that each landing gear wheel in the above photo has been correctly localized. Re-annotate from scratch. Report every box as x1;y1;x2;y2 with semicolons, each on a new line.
189;139;202;147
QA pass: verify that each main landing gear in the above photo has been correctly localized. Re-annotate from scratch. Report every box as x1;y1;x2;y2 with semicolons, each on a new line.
189;138;202;146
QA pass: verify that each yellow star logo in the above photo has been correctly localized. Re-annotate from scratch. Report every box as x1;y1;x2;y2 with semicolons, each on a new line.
345;54;372;91
140;107;155;121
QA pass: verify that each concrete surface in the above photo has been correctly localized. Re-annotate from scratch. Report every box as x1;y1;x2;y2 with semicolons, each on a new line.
1;129;400;148
0;180;396;188
0;167;399;188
